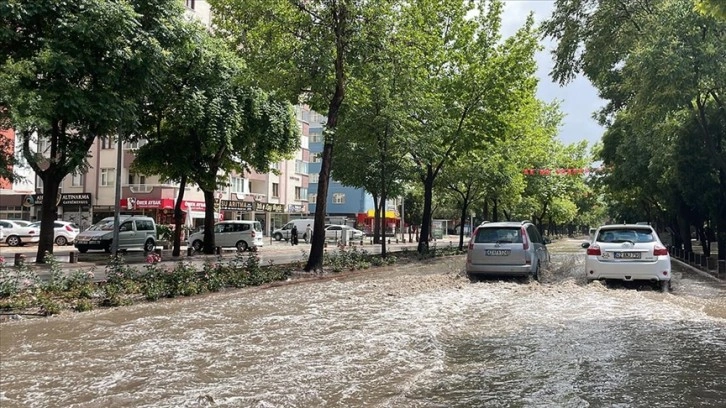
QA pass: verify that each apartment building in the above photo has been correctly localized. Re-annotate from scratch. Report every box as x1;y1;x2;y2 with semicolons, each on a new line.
0;129;39;220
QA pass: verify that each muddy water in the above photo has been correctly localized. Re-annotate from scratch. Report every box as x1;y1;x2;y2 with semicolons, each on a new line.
1;253;725;408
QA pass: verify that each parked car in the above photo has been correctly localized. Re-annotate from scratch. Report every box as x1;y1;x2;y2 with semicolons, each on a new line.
272;219;315;241
29;220;79;246
324;224;365;242
581;224;671;292
74;215;157;253
0;219;40;247
465;221;550;282
188;220;264;252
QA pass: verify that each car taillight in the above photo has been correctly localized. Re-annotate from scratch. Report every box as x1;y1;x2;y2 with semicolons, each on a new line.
587;245;601;256
521;227;529;250
251;231;256;238
653;246;668;256
65;225;73;232
29;230;36;235
468;228;479;251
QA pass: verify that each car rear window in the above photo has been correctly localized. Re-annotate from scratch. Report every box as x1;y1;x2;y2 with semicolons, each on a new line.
597;228;655;243
474;227;522;244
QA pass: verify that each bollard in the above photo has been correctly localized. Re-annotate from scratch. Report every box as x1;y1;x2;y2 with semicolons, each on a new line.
695;253;701;267
708;257;716;271
187;247;193;256
14;253;25;266
69;251;77;264
215;246;221;255
718;260;726;278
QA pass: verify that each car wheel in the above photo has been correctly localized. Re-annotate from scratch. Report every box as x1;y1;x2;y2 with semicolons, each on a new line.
77;246;88;253
660;280;670;293
6;235;20;247
104;242;112;253
192;240;203;252
533;263;541;282
236;240;248;252
55;236;67;246
273;233;282;241
466;272;479;283
144;239;156;253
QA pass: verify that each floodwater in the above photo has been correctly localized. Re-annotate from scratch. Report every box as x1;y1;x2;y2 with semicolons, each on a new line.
1;250;725;408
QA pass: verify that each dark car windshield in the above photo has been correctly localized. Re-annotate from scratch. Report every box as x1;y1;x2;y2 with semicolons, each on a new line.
474;227;522;244
597;228;655;243
88;220;116;231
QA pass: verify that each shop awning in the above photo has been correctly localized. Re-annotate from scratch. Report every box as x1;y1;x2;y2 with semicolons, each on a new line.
364;209;398;219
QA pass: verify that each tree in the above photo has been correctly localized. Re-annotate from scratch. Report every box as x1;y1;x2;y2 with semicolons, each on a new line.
397;0;539;253
543;0;726;257
134;32;299;255
0;0;184;262
209;0;395;270
695;0;726;20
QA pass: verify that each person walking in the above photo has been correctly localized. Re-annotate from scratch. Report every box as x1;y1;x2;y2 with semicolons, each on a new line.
290;225;299;246
305;224;312;243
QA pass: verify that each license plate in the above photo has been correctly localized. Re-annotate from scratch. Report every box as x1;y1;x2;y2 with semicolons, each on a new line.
485;249;510;256
614;252;641;259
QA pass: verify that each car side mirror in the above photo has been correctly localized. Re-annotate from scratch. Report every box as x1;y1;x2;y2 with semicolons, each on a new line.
581;242;590;249
543;237;551;245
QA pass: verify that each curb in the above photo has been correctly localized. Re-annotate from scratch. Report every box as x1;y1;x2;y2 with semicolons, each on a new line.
671;258;724;282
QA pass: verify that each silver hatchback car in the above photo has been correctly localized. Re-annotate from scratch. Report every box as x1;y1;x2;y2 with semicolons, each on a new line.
466;221;550;282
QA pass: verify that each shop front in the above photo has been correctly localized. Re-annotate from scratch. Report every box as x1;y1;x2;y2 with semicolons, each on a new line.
26;193;93;229
220;199;286;237
356;209;399;236
107;198;212;228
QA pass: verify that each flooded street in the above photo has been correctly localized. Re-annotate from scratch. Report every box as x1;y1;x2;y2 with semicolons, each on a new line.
1;244;725;407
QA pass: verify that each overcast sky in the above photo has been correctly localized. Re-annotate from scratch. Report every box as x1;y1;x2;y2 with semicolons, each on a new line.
500;0;605;148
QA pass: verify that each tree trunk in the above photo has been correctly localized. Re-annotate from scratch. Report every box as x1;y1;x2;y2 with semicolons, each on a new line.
172;175;187;257
492;199;498;222
417;166;434;254
458;202;468;251
202;189;217;254
380;190;387;256
35;175;62;263
372;195;380;244
482;199;489;222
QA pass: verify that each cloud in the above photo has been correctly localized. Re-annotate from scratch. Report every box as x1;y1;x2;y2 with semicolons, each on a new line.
500;0;605;148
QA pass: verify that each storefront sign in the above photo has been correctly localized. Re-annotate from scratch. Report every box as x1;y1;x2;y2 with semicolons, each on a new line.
288;204;304;213
33;193;92;206
120;198;206;210
220;200;254;212
255;202;285;213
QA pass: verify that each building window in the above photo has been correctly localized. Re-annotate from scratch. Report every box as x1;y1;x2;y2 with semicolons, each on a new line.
126;139;147;150
71;173;84;187
295;160;308;174
230;176;247;194
294;187;308;200
309;173;319;183
333;193;345;204
311;154;321;163
308;193;317;203
310;132;323;143
128;173;146;186
272;183;279;198
270;162;280;170
185;0;195;9
100;168;116;187
100;136;115;149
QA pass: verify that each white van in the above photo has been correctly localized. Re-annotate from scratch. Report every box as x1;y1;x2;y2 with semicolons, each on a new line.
272;219;314;241
188;220;263;252
74;215;157;253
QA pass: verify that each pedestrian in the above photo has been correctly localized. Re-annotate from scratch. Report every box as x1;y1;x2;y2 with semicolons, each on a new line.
305;224;312;243
291;225;299;246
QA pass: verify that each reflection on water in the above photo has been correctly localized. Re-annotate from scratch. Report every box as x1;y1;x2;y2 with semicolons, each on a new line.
1;255;724;408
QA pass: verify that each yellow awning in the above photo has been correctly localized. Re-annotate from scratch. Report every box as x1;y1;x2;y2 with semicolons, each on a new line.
366;209;398;219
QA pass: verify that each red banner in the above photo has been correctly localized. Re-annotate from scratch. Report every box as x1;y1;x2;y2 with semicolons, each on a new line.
522;167;608;176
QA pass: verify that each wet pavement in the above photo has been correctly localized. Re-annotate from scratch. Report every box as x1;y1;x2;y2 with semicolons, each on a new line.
0;240;724;407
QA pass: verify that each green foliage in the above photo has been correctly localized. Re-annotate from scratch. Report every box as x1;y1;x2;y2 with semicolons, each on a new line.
0;0;188;260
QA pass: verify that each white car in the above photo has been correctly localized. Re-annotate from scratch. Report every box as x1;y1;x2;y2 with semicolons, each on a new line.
581;224;671;292
188;220;264;252
324;225;365;242
30;221;80;246
0;219;40;247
